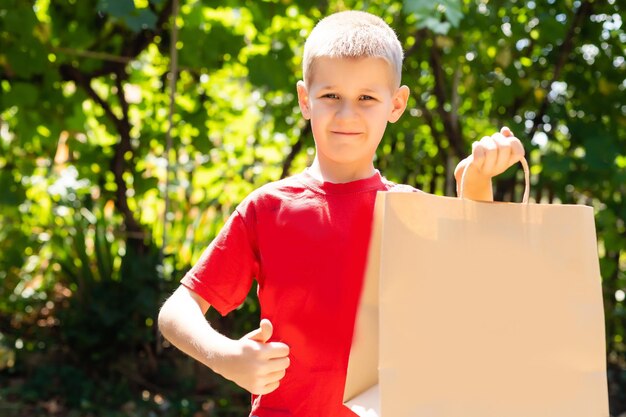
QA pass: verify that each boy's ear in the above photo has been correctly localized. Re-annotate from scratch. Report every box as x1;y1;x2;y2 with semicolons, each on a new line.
388;85;410;123
296;80;311;120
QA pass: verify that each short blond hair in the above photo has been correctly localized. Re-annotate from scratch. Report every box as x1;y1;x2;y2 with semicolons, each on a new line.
302;11;404;87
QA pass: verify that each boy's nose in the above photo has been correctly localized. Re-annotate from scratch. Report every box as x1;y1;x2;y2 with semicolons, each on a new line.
336;102;359;120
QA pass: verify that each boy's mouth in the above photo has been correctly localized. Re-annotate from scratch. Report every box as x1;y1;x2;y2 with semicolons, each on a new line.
331;131;363;136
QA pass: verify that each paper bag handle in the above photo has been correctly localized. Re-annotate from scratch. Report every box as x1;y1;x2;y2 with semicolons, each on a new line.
459;156;530;204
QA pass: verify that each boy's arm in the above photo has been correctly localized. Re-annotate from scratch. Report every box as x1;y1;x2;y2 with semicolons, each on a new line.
158;285;290;395
454;126;525;201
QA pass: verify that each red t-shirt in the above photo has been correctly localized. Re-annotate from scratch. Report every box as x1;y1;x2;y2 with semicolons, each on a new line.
181;169;416;416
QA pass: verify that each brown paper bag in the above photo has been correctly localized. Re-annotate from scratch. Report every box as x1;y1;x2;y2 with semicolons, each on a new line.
344;158;609;417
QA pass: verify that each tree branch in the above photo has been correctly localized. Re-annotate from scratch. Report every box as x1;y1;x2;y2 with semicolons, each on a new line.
280;122;311;179
403;28;428;59
85;0;174;79
416;102;448;169
59;64;147;252
428;34;464;160
112;72;147;251
56;2;178;253
496;3;591;202
53;47;131;64
528;0;593;139
59;65;120;126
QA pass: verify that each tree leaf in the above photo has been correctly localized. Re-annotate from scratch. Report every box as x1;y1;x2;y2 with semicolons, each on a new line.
123;8;157;32
97;0;135;18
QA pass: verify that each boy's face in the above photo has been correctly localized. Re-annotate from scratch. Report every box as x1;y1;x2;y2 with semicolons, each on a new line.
297;57;409;174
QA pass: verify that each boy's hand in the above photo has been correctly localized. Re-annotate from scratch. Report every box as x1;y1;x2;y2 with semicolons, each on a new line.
454;126;525;201
467;126;525;178
215;319;291;395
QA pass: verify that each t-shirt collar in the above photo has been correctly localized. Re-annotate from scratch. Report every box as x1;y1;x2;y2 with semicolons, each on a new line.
300;168;385;195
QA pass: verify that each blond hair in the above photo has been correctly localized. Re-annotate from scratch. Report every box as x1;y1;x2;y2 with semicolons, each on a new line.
302;11;404;86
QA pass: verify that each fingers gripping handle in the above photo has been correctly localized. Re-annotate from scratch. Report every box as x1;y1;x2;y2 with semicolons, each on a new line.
459;156;530;204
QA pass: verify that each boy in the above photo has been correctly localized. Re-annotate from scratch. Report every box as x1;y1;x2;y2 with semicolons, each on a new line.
158;10;524;417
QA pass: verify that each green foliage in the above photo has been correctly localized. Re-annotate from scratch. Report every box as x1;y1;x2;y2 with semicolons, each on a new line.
403;0;464;34
98;0;159;32
1;0;625;415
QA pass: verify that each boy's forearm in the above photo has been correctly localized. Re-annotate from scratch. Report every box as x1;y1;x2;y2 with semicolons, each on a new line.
454;159;494;202
159;288;291;395
158;288;237;374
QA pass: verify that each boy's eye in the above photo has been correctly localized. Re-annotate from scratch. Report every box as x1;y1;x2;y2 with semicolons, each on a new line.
360;95;375;101
322;93;339;99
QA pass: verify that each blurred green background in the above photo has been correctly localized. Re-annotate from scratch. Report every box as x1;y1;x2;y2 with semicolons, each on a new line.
1;0;624;416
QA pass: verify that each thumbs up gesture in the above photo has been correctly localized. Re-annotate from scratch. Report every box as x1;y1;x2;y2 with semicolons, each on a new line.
244;318;275;343
214;319;291;395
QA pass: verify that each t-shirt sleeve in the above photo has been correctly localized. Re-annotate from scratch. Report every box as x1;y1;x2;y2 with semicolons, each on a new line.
180;207;259;316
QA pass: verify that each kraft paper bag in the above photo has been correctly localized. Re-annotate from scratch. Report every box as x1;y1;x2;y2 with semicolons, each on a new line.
344;158;609;417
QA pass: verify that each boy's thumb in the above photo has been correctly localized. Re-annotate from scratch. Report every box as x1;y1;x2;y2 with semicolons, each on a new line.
245;318;273;343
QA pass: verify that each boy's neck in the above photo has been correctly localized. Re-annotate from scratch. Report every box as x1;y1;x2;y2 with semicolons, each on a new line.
307;157;376;184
